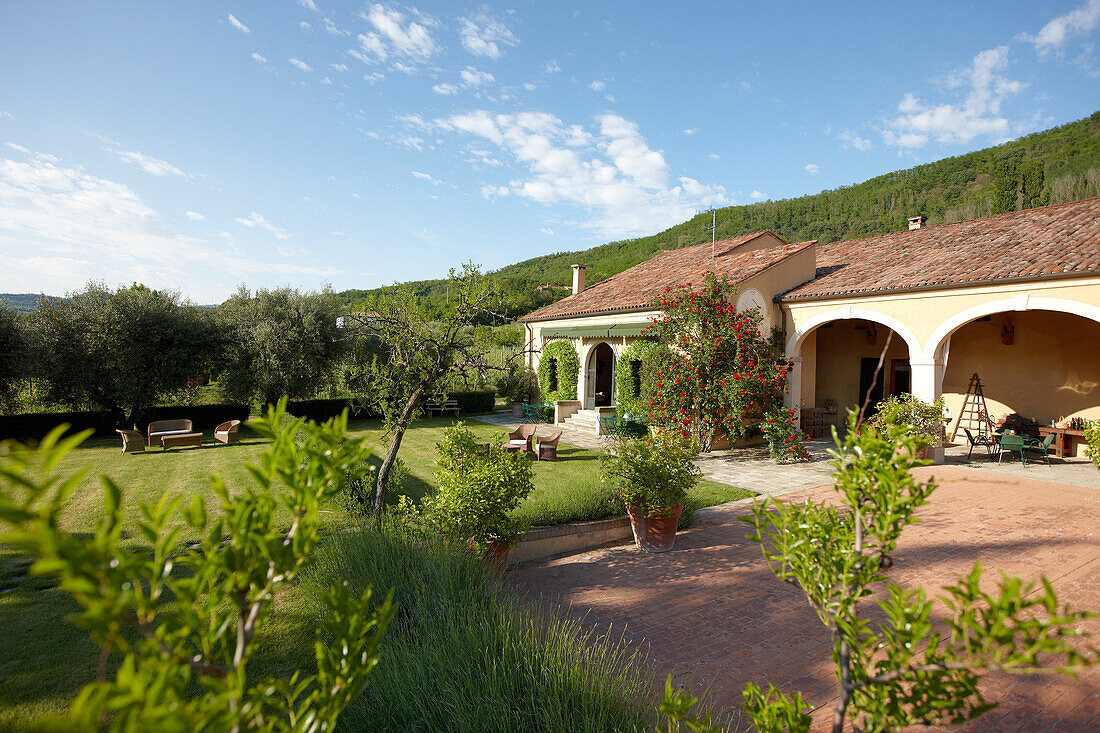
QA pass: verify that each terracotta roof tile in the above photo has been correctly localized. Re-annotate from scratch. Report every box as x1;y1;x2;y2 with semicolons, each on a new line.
781;197;1100;302
521;231;813;321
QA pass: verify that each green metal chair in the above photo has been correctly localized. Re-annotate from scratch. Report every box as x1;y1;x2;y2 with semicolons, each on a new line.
962;427;999;461
522;403;543;423
998;433;1027;465
1024;433;1056;466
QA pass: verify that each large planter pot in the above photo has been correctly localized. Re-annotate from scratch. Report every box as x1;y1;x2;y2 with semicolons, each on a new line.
511;403;523;418
626;504;683;553
484;541;511;575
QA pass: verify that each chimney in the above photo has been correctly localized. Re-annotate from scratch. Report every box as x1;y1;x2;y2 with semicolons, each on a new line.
907;215;927;230
571;264;587;295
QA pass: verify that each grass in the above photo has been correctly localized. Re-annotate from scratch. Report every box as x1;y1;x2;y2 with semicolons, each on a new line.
0;413;750;728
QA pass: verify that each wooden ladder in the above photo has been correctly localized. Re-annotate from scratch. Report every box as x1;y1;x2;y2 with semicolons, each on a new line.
950;372;994;441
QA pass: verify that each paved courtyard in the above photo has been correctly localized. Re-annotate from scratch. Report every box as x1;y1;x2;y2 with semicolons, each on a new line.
507;466;1100;731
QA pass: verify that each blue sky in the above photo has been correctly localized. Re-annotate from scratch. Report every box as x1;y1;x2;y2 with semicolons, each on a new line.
1;1;1098;303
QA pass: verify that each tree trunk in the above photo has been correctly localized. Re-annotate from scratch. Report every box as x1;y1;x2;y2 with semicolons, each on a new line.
373;387;423;519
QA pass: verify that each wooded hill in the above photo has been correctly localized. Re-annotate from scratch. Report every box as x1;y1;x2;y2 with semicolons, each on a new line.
339;111;1100;320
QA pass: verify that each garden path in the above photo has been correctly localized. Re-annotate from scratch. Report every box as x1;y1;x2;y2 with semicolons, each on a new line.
508;466;1100;731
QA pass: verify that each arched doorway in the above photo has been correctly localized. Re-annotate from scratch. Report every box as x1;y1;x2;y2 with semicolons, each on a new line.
584;342;615;408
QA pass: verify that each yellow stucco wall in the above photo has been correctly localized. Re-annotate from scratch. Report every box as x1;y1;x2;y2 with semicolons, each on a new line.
942;310;1100;430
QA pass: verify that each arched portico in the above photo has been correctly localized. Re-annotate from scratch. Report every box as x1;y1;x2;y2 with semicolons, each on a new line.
580;341;617;409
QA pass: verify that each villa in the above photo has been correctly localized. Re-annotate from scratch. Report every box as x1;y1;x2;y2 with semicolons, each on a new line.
520;197;1100;459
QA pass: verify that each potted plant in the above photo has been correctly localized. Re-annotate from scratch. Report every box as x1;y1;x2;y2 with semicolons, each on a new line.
602;431;701;553
867;394;946;459
497;361;540;419
422;423;534;572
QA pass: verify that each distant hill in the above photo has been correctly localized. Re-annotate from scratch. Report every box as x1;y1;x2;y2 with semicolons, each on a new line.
0;293;60;315
337;111;1100;319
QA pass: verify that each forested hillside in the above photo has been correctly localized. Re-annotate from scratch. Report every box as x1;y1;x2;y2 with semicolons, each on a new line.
339;111;1100;319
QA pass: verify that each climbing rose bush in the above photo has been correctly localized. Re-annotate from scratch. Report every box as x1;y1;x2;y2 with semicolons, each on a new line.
645;273;792;451
762;407;812;463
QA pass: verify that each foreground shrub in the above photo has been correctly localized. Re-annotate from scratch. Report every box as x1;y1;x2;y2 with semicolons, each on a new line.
0;401;394;731
866;393;945;448
303;525;652;732
602;431;700;516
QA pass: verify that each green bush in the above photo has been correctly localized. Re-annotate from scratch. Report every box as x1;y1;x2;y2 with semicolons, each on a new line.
1085;420;1100;472
867;393;945;448
614;339;664;417
602;431;701;516
446;389;497;414
302;525;652;732
422;424;534;548
538;340;579;402
496;362;540;405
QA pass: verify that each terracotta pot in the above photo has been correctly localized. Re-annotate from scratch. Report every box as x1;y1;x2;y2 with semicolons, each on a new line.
511;403;523;418
626;504;683;553
484;541;511;574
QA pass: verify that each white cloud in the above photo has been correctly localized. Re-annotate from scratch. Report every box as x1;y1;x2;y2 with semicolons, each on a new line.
235;212;292;240
0;149;329;299
185;211;204;221
227;13;250;34
708;153;720;160
883;46;1025;148
436;110;727;238
460;67;494;87
683;128;698;135
589;80;606;92
331;62;348;72
432;83;459;95
1027;0;1100;54
300;21;312;31
289;57;313;72
459;8;518;59
391;62;417;75
299;0;318;11
251;52;267;63
321;76;332;85
838;130;872;151
411;170;444;185
352;4;438;65
0;111;12;119
540;227;554;235
523;82;538;91
804;163;819;175
749;190;766;200
5;142;29;153
543;60;561;73
323;17;347;36
363;71;385;83
108;147;186;178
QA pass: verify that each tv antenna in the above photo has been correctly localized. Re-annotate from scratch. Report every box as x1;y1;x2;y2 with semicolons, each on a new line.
703;208;716;258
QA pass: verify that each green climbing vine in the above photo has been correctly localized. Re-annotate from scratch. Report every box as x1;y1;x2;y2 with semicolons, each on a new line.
614;339;665;417
537;339;579;402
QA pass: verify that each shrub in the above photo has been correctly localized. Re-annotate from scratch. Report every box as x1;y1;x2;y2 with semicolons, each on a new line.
288;398;377;422
867;393;945;448
0;401;394;731
614;339;664;417
1085;420;1100;472
446;389;496;414
761;407;811;463
538;340;579;402
496;362;540;405
302;525;652;732
602;431;701;516
422;423;535;548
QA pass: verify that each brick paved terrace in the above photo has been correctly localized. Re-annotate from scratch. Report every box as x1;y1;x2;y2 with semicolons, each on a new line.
507;466;1100;731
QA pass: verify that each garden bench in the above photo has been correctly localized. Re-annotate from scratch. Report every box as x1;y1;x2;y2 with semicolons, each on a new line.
426;399;460;417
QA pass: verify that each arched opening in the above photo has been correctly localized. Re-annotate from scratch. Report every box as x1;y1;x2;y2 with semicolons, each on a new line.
795;318;916;434
584;342;615;408
938;310;1100;449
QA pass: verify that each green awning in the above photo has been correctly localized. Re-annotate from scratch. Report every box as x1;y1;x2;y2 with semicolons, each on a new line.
540;323;652;339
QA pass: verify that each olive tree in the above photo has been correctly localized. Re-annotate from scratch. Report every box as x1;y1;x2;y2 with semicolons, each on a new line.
27;283;219;424
0;303;27;411
217;286;343;407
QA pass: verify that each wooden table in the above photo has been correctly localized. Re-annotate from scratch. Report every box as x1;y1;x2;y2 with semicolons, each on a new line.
1037;426;1086;459
161;432;203;450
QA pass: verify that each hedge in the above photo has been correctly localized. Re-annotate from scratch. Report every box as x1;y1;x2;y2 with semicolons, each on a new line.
286;398;378;423
0;403;252;441
614;339;667;418
538;340;579;402
445;390;496;415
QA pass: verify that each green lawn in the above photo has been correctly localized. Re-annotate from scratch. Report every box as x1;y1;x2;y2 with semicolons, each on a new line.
0;415;751;728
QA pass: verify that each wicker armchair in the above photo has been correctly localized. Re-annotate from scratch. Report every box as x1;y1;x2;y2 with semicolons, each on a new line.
116;429;146;454
504;424;537;453
535;430;563;461
214;419;241;445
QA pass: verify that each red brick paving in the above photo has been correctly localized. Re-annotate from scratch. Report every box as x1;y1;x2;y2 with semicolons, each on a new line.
508;466;1100;731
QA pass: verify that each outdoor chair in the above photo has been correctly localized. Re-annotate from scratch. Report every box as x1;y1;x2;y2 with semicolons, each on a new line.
147;419;194;447
214;419;241;446
1024;432;1056;466
504;424;536;453
116;429;145;454
998;433;1027;465
536;430;563;461
962;428;999;461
